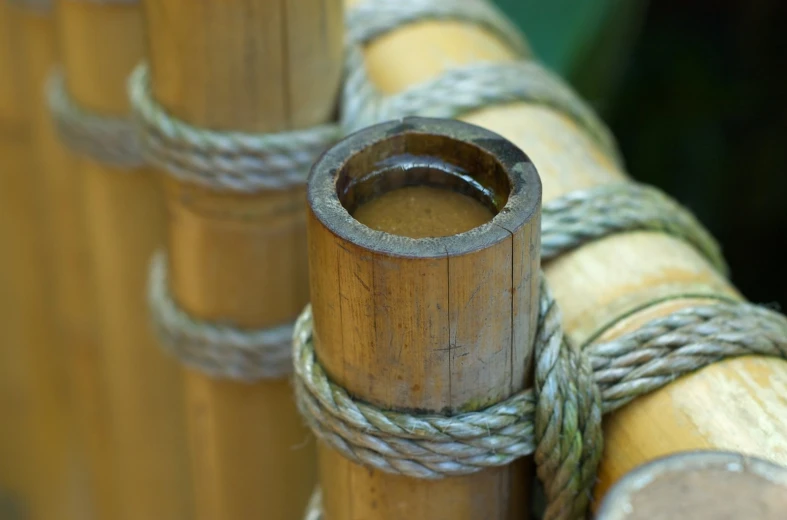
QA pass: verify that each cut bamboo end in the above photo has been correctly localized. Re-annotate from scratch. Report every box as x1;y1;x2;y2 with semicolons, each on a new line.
596;451;787;520
307;117;541;519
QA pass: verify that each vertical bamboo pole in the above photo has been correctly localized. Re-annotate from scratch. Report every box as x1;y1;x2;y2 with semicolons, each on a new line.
19;2;115;518
14;3;94;518
338;1;787;506
0;4;35;515
307;117;541;519
57;1;192;518
595;451;787;520
142;0;342;518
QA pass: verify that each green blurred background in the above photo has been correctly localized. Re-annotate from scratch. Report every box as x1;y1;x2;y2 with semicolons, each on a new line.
496;0;786;308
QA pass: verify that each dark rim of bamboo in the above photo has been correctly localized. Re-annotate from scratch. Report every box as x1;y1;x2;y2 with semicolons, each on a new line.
308;116;541;256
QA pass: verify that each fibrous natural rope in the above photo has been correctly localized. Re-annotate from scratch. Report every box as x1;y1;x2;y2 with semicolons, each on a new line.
148;252;294;381
345;0;530;57
343;57;622;167
295;290;787;519
128;63;341;192
47;70;144;169
541;182;728;274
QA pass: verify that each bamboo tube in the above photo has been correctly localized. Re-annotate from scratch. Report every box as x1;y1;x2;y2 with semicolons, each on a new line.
19;4;115;518
595;451;787;520
142;0;342;518
0;4;35;514
57;1;192;518
307;117;541;519
13;4;96;519
343;0;787;507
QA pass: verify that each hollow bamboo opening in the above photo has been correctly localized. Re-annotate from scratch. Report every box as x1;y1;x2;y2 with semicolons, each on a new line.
307;117;541;520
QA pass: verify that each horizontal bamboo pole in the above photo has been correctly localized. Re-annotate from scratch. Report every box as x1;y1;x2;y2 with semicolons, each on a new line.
308;117;541;519
345;0;787;505
57;1;192;518
595;451;787;520
142;0;342;518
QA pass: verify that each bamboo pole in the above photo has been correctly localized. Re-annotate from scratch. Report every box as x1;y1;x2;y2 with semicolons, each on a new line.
307;117;541;519
57;1;193;518
342;0;787;507
13;3;97;519
19;3;115;518
595;451;787;520
0;4;36;515
142;0;342;518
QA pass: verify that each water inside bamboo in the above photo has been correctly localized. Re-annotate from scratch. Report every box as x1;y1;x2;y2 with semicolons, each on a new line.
353;185;495;238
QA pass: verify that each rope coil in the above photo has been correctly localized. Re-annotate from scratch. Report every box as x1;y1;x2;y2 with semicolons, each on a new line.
345;0;530;56
541;182;728;274
47;70;143;168
295;288;787;519
128;64;341;193
148;252;295;381
343;57;622;167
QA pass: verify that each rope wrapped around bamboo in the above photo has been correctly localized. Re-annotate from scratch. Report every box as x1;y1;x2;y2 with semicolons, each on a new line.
47;69;143;168
294;0;787;518
128;63;341;381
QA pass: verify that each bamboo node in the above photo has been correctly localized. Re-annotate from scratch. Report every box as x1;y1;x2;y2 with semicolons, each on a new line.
47;69;144;168
148;252;294;381
127;63;341;192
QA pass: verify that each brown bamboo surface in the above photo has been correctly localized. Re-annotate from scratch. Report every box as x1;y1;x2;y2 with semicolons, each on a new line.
307;118;541;519
21;3;126;518
57;1;193;518
343;0;787;507
595;451;787;520
142;0;342;518
0;3;36;513
16;5;97;519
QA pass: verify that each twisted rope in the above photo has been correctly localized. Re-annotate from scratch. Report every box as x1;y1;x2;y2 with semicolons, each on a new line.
345;0;530;56
148;252;294;381
296;294;787;519
541;182;728;274
47;70;143;169
128;64;341;192
343;58;622;167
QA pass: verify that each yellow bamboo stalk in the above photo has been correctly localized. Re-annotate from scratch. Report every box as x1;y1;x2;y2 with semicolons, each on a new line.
141;0;343;518
13;4;96;519
18;3;116;518
0;3;36;514
57;1;192;518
